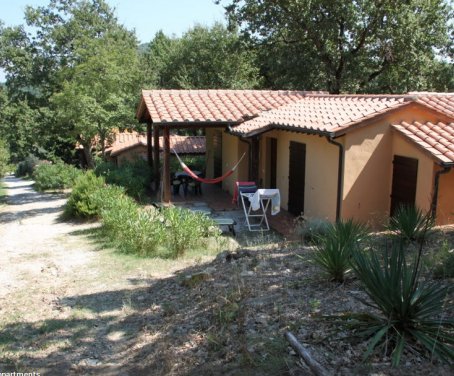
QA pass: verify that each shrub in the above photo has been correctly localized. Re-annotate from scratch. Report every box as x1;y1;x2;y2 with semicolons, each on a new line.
293;216;331;244
15;155;40;177
388;205;435;243
95;159;151;201
161;207;219;258
349;243;453;365
0;140;10;178
64;172;105;219
33;162;81;191
312;219;369;282
431;240;454;279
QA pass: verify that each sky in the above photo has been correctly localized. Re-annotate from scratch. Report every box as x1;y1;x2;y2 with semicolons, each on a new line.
0;0;226;81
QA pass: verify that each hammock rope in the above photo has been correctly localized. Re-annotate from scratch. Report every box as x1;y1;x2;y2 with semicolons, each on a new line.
173;149;246;184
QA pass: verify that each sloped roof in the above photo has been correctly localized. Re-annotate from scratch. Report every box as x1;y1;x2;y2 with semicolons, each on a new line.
392;121;454;164
106;132;205;157
230;95;408;136
410;92;454;117
137;89;315;124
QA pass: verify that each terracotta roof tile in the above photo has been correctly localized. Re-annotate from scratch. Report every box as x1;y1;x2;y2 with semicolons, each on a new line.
392;121;454;164
231;95;407;136
107;131;205;157
411;93;454;117
140;89;311;124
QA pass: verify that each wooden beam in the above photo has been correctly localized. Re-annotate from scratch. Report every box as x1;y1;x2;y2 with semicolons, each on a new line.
162;126;171;203
153;124;160;192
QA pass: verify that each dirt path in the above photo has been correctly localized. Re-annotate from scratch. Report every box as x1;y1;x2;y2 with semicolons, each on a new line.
0;176;97;298
0;176;166;374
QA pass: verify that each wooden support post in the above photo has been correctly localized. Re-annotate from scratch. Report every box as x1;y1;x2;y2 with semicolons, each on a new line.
146;121;153;168
153;124;160;193
162;126;171;203
250;137;259;183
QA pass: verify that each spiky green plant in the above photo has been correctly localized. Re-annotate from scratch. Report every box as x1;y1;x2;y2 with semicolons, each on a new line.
388;205;435;243
312;219;369;282
349;242;453;365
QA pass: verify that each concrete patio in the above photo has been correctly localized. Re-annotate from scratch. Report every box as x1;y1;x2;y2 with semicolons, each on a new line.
167;182;297;239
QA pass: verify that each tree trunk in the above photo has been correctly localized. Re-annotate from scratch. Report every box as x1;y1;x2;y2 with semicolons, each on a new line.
82;141;95;169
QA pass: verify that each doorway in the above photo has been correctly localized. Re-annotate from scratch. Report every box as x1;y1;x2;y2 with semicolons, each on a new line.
390;155;418;216
288;141;306;216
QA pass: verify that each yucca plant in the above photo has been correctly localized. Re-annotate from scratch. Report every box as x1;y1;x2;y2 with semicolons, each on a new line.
388;205;435;244
312;219;369;282
349;242;453;365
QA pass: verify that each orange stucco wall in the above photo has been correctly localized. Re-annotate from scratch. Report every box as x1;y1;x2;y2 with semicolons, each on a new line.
221;132;249;194
342;105;447;227
435;167;454;225
258;130;338;220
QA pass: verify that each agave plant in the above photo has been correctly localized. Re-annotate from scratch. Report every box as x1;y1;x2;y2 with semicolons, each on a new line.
349;242;453;365
388;205;435;243
312;219;369;282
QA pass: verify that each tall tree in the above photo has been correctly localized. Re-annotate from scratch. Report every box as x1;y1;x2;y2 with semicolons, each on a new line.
219;0;453;93
0;0;141;165
144;23;261;89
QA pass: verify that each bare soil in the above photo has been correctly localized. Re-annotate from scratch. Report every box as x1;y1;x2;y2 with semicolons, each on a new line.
0;175;452;375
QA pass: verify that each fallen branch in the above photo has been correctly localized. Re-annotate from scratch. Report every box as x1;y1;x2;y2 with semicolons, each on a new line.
285;331;330;376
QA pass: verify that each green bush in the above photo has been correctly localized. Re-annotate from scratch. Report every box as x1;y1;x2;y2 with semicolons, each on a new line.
161;207;219;258
64;172;105;219
95;159;151;200
15;155;40;177
312;219;369;282
432;240;454;279
0;139;10;177
388;205;435;243
349;243;453;365
99;201;218;258
33;162;81;191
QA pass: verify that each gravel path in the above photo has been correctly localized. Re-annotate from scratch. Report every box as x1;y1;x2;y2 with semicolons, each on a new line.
0;175;96;299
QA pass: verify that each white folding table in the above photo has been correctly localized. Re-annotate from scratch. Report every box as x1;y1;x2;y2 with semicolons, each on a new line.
240;189;280;231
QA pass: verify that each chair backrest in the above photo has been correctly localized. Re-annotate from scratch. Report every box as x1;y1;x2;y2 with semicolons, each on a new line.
238;181;257;194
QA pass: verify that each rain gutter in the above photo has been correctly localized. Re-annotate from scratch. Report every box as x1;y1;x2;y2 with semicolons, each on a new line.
431;164;452;220
326;134;344;221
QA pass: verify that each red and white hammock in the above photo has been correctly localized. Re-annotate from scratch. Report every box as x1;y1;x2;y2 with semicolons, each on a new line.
173;149;246;184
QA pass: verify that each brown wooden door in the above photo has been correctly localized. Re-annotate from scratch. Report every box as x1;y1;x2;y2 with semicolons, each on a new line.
288;141;306;216
268;137;277;188
390;155;418;216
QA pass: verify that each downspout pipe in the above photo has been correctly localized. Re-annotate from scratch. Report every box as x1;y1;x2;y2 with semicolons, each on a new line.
431;164;452;220
326;135;344;222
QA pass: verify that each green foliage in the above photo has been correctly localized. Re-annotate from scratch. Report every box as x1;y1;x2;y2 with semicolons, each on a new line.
0;139;10;177
94;159;151;201
33;162;81;191
169;155;205;174
0;0;141;168
388;205;435;243
431;240;454;279
293;216;331;244
143;23;261;89
15;155;40;177
161;207;219;258
64;171;105;219
99;200;218;258
312;219;369;282
350;243;453;365
222;0;453;93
